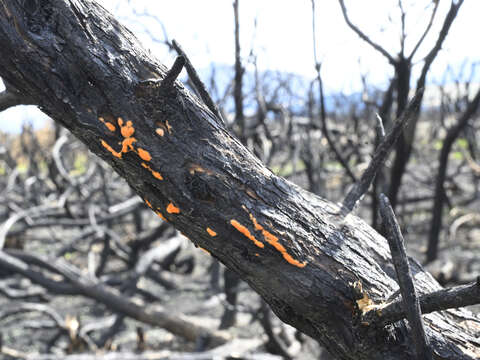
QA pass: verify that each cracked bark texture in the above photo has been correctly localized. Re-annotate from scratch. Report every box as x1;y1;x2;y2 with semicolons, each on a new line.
0;1;479;359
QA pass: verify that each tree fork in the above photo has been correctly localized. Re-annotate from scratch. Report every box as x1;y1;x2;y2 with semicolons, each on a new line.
0;1;479;359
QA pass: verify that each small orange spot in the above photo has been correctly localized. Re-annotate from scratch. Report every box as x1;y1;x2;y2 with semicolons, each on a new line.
120;137;136;153
105;122;116;132
101;139;122;158
156;128;165;137
141;162;163;180
144;199;152;208
166;203;180;214
206;227;217;237
99;117;116;132
137;148;151;161
155;210;167;221
255;253;259;257
230;220;264;248
117;117;124;126
120;120;135;138
151;170;163;180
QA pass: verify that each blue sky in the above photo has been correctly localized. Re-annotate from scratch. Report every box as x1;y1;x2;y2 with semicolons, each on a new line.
1;0;478;133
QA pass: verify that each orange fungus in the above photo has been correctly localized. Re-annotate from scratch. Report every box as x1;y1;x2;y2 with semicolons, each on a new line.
230;220;264;248
166;203;180;214
206;227;217;237
105;122;116;132
141;162;163;180
155;210;167;221
120;120;135;138
137;148;152;161
248;212;306;268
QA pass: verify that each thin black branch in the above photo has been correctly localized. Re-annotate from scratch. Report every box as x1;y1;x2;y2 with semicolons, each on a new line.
398;0;406;57
338;0;395;64
233;0;245;143
415;0;464;91
0;89;33;111
313;1;357;183
171;39;225;125
160;55;186;89
407;0;439;61
378;193;431;360
0;250;229;346
342;90;423;212
366;279;480;326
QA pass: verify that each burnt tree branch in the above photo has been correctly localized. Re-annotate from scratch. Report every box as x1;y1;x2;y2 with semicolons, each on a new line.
0;1;479;359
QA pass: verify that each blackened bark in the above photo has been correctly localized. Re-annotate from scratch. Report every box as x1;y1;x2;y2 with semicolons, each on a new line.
0;1;479;359
387;57;411;211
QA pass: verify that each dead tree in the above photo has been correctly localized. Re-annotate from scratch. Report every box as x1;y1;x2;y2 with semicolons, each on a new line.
427;89;480;263
0;1;479;359
339;0;464;211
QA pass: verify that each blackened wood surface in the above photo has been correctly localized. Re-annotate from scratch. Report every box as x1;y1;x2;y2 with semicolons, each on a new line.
0;1;479;359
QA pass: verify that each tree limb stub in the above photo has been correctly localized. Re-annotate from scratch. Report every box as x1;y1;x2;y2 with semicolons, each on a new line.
0;1;479;359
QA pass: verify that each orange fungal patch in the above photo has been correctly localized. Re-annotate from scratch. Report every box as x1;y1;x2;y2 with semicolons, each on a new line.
248;212;306;268
155;210;167;221
101;139;122;158
99;117;116;132
120;137;136;153
155;128;165;137
137;148;152;161
105;122;116;132
206;227;217;237
230;220;264;248
151;170;163;180
141;162;163;180
166;203;180;214
120;120;135;138
100;116;138;159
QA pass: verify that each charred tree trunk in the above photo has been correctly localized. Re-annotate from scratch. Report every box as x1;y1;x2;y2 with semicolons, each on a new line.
426;89;480;263
0;1;479;359
387;58;411;211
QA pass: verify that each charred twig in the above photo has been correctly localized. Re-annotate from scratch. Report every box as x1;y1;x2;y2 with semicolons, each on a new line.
160;55;186;89
171;40;225;125
341;90;423;213
378;194;431;360
0;250;229;346
365;279;480;326
0;87;34;111
139;55;186;91
312;0;356;183
259;300;293;360
233;0;245;142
